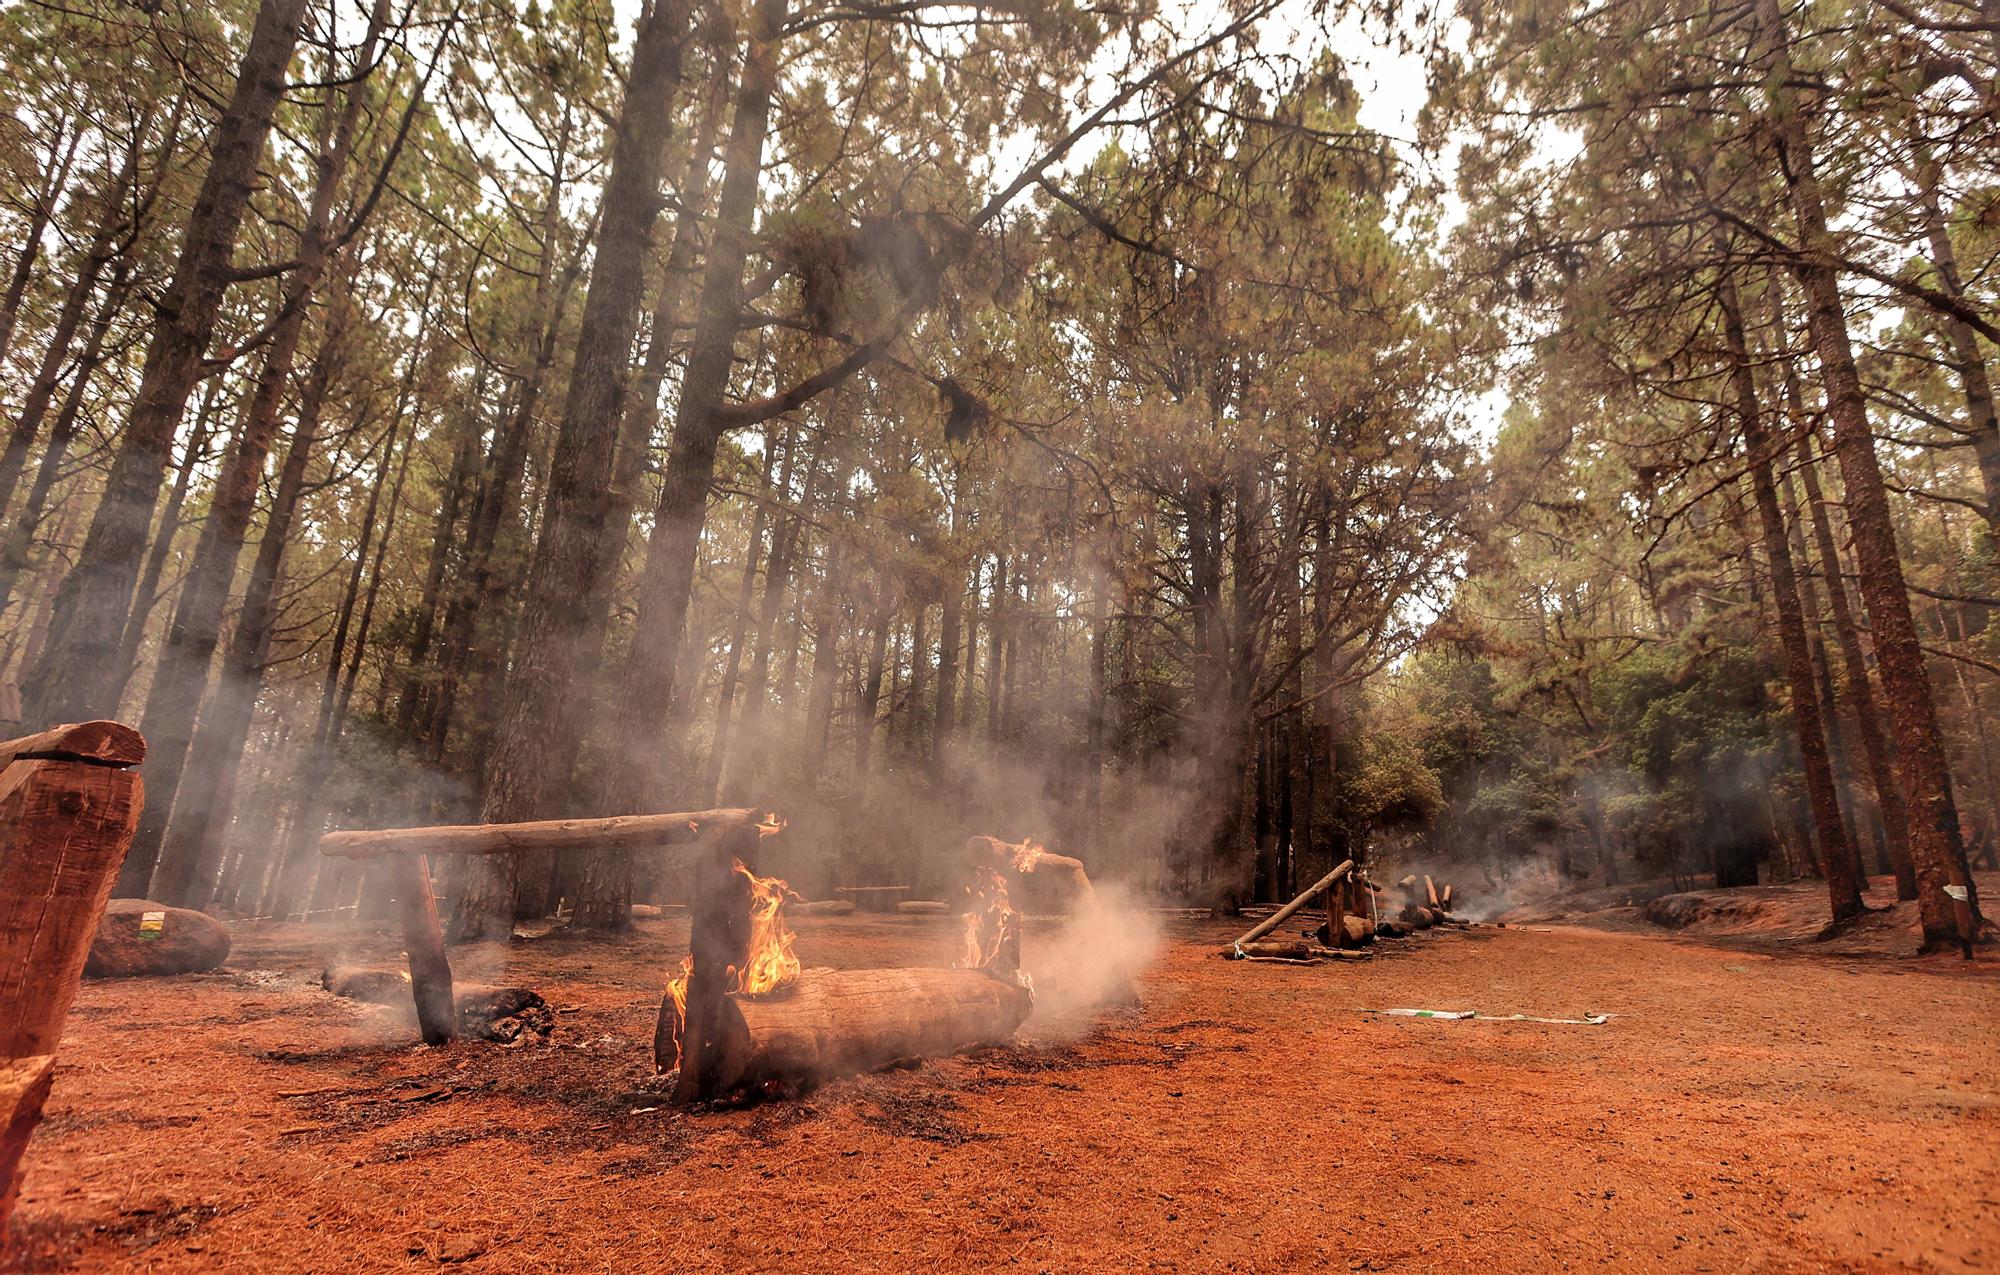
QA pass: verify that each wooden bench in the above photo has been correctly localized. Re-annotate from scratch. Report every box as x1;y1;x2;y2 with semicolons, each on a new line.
834;885;912;914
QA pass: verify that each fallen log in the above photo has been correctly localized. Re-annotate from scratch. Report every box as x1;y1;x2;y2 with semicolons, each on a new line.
1222;941;1368;961
665;826;1033;1102
657;966;1031;1099
1228;860;1353;951
790;899;855;917
317;807;778;860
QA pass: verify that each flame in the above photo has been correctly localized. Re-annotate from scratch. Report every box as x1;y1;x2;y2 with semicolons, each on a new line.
735;860;799;994
1009;838;1046;873
660;860;799;1072
956;865;1018;970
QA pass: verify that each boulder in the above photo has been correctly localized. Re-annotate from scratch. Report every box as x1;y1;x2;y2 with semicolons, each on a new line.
85;900;230;977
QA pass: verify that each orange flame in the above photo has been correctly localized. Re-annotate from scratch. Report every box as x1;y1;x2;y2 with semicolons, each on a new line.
735;860;799;995
661;860;800;1071
957;865;1017;970
1009;838;1046;873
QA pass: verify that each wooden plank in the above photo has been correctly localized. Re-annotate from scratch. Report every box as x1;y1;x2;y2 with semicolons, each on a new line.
0;1054;54;1235
387;854;455;1045
317;807;774;860
1228;859;1353;951
0;721;145;771
0;759;144;1058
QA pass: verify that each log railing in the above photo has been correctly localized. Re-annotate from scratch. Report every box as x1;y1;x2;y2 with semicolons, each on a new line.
314;807;780;1047
0;721;145;1234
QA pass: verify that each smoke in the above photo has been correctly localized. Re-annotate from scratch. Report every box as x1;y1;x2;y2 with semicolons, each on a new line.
1375;849;1564;924
1019;883;1161;1038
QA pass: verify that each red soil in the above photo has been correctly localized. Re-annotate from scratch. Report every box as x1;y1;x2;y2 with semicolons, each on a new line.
7;905;1997;1272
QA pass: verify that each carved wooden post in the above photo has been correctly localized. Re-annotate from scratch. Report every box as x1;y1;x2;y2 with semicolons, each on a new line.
0;721;145;1234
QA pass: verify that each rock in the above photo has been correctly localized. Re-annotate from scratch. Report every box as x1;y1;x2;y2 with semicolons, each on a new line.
85;900;230;977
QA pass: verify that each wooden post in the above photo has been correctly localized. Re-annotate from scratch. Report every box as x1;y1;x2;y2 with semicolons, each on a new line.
0;721;145;1057
387;854;455;1045
0;720;144;1236
1227;859;1352;951
671;824;759;1104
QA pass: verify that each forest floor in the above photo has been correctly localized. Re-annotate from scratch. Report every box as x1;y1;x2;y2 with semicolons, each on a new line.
8;888;1999;1273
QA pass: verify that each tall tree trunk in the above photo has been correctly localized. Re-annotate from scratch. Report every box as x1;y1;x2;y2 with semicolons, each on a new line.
0;120;79;374
134;11;392;898
475;0;689;938
1756;0;1979;944
0;265;135;619
156;301;349;913
424;115;580;768
584;47;732;654
704;440;779;802
394;369;484;742
933;565;962;770
1720;273;1861;921
608;0;788;813
855;606;891;775
24;0;312;724
1909;146;2000;532
1791;416;1919;898
0;114;153;518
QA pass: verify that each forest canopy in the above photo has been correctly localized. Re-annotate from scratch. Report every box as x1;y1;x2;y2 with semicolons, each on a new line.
0;0;1990;950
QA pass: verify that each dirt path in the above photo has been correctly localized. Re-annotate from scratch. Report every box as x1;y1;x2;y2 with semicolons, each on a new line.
8;913;1997;1273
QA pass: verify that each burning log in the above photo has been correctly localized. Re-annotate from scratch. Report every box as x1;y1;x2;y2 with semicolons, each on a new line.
657;966;1032;1099
660;826;1032;1103
960;835;1138;1006
960;836;1098;915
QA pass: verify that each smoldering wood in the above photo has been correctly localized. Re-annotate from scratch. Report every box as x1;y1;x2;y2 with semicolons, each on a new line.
665;824;1034;1102
1228;859;1353;951
659;966;1033;1099
316;807;773;859
322;965;553;1043
386;853;454;1044
960;836;1100;914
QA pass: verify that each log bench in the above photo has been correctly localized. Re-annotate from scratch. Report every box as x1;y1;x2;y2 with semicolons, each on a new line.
0;721;146;1234
834;885;911;914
